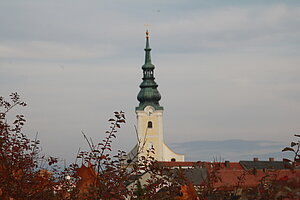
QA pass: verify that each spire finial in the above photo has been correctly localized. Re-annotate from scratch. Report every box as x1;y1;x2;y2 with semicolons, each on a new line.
145;24;149;38
144;25;151;51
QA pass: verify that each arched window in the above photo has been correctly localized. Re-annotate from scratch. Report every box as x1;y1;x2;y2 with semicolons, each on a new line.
171;158;176;162
147;121;153;128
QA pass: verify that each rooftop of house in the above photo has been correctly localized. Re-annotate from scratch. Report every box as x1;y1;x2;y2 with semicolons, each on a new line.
158;158;291;170
157;159;298;188
239;160;288;170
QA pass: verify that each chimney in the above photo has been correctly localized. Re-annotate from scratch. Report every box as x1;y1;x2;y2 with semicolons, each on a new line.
253;157;259;162
224;160;230;168
252;167;257;175
269;157;274;162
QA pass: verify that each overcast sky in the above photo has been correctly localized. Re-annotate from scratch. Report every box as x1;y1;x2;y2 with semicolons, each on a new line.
1;0;299;162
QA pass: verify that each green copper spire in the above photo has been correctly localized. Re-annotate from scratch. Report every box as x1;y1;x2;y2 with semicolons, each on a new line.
136;30;163;111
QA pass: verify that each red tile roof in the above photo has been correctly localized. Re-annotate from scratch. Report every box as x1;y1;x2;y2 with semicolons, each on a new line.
158;161;300;189
214;169;300;189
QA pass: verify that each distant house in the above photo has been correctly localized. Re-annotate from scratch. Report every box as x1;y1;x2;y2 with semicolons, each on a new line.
158;158;298;190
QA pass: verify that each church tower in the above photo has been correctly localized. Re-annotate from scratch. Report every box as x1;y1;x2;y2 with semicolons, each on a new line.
128;30;184;162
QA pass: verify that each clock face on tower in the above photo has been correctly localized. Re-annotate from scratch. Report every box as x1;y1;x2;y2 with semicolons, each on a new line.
144;106;154;116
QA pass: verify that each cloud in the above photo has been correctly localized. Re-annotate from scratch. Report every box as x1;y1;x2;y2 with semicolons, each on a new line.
0;41;116;60
154;4;300;53
1;2;299;61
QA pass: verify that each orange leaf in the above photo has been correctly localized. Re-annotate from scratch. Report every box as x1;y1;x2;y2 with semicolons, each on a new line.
176;183;199;200
76;162;98;195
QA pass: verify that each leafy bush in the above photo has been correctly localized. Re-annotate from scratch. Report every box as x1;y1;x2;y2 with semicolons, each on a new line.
0;93;299;200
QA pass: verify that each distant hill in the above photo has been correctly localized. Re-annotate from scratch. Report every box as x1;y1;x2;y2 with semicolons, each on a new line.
169;139;293;162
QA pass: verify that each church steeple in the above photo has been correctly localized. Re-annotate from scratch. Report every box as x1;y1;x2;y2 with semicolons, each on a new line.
136;30;163;111
127;30;184;162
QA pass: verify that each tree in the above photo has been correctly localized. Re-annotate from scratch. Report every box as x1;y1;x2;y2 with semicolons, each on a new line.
0;93;61;199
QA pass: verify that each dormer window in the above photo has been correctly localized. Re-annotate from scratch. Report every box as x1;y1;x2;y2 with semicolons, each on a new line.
148;121;153;128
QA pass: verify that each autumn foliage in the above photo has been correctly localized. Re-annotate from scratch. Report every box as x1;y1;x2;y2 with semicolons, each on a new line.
0;93;299;200
176;183;199;200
